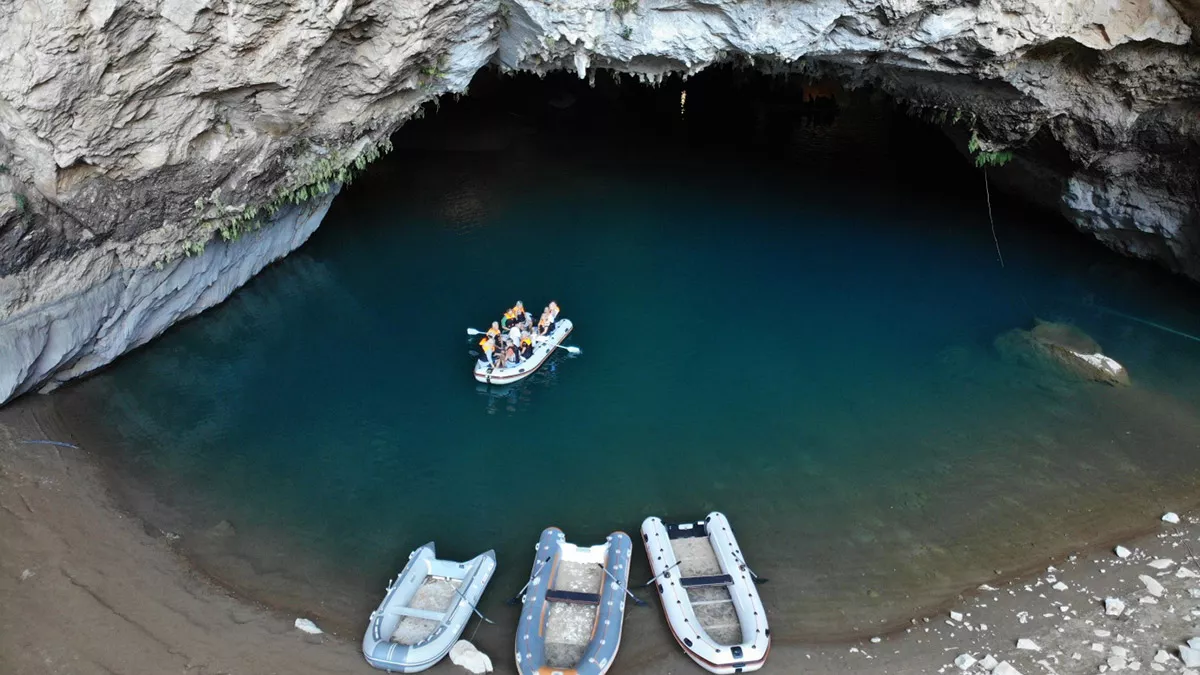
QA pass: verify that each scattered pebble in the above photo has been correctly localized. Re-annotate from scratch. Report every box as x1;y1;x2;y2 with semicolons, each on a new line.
993;662;1023;675
950;611;964;622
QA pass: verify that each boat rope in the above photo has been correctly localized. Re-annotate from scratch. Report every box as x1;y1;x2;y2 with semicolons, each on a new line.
1087;301;1200;344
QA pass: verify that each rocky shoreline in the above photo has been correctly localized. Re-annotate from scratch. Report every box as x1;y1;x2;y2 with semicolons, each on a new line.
5;393;1200;675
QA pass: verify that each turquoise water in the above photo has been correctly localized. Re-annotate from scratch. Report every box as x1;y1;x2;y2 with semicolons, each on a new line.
59;75;1200;659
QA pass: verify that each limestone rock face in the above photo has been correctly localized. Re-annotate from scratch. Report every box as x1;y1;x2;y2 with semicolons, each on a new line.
0;0;1197;402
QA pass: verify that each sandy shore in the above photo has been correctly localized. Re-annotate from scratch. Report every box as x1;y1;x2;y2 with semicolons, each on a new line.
5;393;1200;675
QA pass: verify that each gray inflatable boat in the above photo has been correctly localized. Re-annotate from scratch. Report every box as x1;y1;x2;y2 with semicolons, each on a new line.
514;527;633;675
363;542;496;672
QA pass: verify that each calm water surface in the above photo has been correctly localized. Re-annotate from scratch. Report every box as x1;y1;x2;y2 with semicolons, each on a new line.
58;75;1200;663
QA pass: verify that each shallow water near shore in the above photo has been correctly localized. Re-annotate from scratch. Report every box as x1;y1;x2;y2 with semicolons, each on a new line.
56;72;1200;662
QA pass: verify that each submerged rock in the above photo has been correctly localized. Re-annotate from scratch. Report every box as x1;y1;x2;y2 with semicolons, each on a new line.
995;321;1130;386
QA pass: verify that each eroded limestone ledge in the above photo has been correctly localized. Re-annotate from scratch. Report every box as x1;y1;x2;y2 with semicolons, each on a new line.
0;192;336;401
1;0;1198;403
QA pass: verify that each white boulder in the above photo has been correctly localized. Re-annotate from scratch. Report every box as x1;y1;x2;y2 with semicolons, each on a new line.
1106;597;1126;616
1148;559;1175;569
450;640;494;674
1139;574;1165;597
1116;546;1133;558
1052;581;1068;591
980;654;1000;670
1163;512;1181;524
1017;638;1040;651
1189;638;1200;650
954;653;977;670
1154;650;1171;663
294;618;323;635
950;610;964;622
1178;567;1200;579
1180;645;1200;668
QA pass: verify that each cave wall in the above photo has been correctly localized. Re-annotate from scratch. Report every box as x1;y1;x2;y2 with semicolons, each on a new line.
0;0;1198;403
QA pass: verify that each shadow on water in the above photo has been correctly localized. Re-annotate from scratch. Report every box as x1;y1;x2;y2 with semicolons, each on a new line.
53;68;1200;657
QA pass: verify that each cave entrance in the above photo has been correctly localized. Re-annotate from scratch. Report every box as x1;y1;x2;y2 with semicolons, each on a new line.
383;66;986;201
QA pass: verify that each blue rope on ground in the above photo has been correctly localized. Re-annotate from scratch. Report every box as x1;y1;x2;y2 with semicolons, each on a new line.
21;440;80;449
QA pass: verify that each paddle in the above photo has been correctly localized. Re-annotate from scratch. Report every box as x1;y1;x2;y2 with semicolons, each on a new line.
730;551;769;584
466;328;582;355
595;564;648;607
446;579;495;625
640;560;682;588
505;556;552;605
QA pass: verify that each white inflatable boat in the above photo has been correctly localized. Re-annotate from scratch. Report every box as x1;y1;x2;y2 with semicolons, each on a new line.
474;318;573;384
641;513;770;674
362;543;496;672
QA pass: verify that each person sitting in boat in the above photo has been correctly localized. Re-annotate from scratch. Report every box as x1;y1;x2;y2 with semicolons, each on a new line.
519;335;534;361
503;344;519;367
486;321;501;340
536;311;552;337
514;300;532;328
478;336;497;366
501;309;518;330
507;324;522;348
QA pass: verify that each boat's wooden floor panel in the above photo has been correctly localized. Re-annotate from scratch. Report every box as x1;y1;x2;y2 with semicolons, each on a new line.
544;559;605;667
391;578;460;645
672;535;741;646
686;585;741;646
671;536;724;577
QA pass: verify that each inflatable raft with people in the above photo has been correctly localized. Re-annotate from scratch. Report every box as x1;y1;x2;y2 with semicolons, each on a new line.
469;300;576;385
